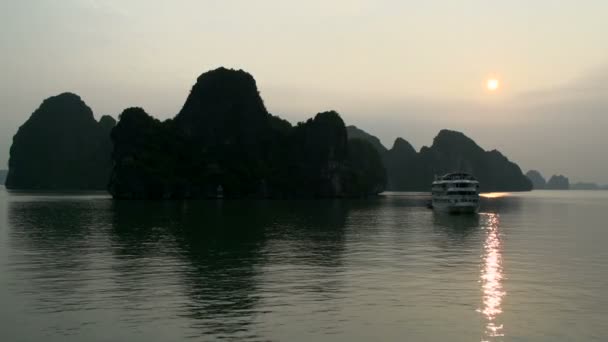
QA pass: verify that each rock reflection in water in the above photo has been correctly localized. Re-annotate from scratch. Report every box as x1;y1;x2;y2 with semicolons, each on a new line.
8;197;351;340
110;199;351;338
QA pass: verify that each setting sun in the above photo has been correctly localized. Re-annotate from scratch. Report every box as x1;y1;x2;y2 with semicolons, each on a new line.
487;79;500;91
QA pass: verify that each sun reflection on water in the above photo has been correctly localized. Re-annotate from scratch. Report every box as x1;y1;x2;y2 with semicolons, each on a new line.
480;192;510;199
479;213;506;341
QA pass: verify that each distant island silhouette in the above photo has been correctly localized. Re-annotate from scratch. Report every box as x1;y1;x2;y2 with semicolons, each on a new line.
546;175;570;190
525;170;570;190
524;170;608;190
9;66;588;196
347;126;532;192
570;182;603;190
525;170;547;189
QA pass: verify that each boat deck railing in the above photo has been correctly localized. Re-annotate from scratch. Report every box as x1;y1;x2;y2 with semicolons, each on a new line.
434;173;478;181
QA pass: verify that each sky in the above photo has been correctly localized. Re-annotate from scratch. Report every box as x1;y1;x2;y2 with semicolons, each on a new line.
1;0;607;183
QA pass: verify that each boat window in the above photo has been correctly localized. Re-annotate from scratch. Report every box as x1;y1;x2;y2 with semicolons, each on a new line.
452;182;478;188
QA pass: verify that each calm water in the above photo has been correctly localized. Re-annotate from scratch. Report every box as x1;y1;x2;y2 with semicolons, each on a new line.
0;188;607;341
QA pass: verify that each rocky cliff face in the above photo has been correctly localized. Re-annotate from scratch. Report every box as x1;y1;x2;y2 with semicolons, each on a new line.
108;107;177;198
347;128;532;192
384;138;419;190
109;68;386;199
346;125;387;154
345;139;387;195
6;93;115;190
526;170;546;189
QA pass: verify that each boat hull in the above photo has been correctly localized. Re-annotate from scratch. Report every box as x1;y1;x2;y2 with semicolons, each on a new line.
432;202;479;214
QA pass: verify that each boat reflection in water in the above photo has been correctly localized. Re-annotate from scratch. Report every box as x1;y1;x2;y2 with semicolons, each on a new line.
479;213;506;341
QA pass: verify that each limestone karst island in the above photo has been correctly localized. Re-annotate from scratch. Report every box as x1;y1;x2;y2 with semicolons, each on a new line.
2;2;608;341
5;68;532;198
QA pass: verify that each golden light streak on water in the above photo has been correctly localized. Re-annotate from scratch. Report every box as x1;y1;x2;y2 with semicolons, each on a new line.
479;213;506;341
480;192;510;199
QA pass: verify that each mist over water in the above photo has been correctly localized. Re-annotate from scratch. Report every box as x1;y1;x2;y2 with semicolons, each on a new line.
1;188;607;341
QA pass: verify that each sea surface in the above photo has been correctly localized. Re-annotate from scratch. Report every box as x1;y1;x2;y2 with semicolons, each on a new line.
0;187;607;341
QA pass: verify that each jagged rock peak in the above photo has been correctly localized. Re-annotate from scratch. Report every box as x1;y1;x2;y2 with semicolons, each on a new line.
391;137;416;155
431;129;484;153
31;92;95;123
313;110;344;124
119;107;153;121
99;115;117;130
176;67;268;120
42;92;84;104
174;67;271;142
346;125;388;153
6;93;113;190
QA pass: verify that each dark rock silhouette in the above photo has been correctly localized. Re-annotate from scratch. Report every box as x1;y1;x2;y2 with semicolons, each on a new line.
384;137;419;190
417;130;532;191
346;125;387;154
6;71;532;195
109;68;386;199
546;175;570;190
345;139;387;195
525;170;546;189
345;126;419;190
347;127;532;192
5;93;115;190
286;111;349;197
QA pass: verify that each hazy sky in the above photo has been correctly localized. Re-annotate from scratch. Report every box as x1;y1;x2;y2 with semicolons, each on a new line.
1;0;607;183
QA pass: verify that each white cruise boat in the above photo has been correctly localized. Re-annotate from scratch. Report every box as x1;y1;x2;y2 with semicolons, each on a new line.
431;173;480;214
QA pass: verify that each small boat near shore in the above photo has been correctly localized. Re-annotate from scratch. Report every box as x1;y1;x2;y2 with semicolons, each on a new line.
431;173;480;214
